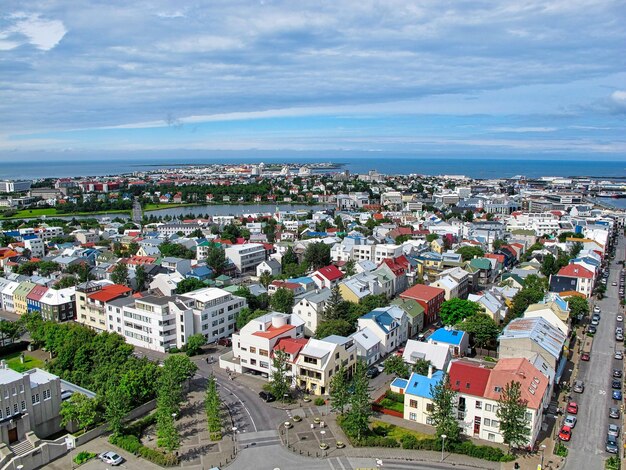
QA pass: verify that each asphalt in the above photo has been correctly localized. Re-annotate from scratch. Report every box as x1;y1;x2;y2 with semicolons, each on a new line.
565;232;624;470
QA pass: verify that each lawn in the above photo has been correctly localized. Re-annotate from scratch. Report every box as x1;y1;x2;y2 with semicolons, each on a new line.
1;352;45;372
371;420;431;441
0;207;130;219
143;202;201;211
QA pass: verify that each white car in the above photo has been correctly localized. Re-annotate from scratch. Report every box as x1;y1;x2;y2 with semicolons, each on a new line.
99;451;124;466
618;315;623;322
564;415;577;428
615;351;624;360
594;306;601;313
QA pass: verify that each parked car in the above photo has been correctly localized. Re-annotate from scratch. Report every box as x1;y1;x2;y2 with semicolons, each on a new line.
614;369;623;378
613;390;623;400
563;415;577;428
610;407;621;419
566;401;578;414
616;327;624;335
615;350;624;360
616;333;624;342
613;379;622;390
99;452;124;466
581;352;591;361
594;306;601;313
366;367;380;379
258;391;276;402
608;424;621;437
573;380;585;393
617;315;623;322
591;318;600;326
558;425;572;441
588;325;597;334
606;435;619;454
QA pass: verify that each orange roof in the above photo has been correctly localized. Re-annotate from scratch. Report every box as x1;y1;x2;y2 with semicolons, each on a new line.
401;283;445;302
484;358;547;410
558;264;594;279
89;284;132;302
253;324;294;339
273;337;308;360
560;290;586;299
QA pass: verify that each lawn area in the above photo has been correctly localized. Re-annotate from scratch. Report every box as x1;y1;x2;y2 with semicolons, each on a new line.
371;420;431;441
143;202;202;211
0;208;130;219
1;352;45;372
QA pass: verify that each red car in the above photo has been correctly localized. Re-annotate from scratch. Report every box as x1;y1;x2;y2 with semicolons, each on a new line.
566;402;578;414
559;425;572;441
581;353;590;361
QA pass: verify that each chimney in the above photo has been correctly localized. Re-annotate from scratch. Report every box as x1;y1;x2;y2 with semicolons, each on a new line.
427;364;433;379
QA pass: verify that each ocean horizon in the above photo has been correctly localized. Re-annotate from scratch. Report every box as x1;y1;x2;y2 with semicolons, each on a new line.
1;155;625;180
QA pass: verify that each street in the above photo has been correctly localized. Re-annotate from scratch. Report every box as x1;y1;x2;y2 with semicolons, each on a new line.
566;232;624;470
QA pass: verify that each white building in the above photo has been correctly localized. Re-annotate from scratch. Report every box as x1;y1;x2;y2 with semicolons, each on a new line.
293;289;332;337
0;280;19;313
24;238;45;258
225;243;266;274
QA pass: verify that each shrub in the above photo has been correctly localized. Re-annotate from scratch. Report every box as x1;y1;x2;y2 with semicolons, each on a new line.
314;397;326;406
554;441;568;458
109;433;178;467
124;413;157;437
384;390;404;403
73;451;96;465
110;434;142;454
210;432;222;441
606;456;620;470
356;436;400;448
400;434;419;449
379;398;404;413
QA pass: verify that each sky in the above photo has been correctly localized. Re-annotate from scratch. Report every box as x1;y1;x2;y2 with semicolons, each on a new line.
1;0;626;161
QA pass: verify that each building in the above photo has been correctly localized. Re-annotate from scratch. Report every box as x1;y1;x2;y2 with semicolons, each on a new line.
400;284;445;325
0;181;32;193
427;328;470;357
293;289;331;337
549;264;594;298
256;259;281;277
0;363;62;448
357;309;401;355
402;340;451;371
0;280;19;313
392;369;444;425
225;243;266;274
39;288;76;322
390;297;425;338
350;327;382;365
13;281;37;316
23;236;45;258
295;335;356;396
75;282;132;331
311;265;344;290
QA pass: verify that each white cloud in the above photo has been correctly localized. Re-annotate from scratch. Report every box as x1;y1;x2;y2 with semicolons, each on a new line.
489;127;558;133
611;90;626;107
2;13;66;51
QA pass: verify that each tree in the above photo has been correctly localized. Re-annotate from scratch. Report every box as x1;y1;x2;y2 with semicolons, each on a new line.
111;262;129;286
570;241;583;259
323;285;344;321
104;381;131;435
566;296;589;321
412;358;431;376
456;313;500;351
157;412;180;451
60;393;98;433
426;233;439;242
506;275;547;324
205;243;226;275
0;320;24;346
384;354;410;379
329;365;350;414
439;298;482;326
343;361;372;440
134;265;147;292
456;246;485;261
493;239;505;250
259;270;273;288
55;276;79;289
190;228;205;238
281;246;298;268
270;349;291;401
176;278;205;294
205;375;222;437
315;319;354;338
159;242;195;259
496;381;531;451
540;254;558;277
463;210;474;222
236;308;267;330
344;259;356;277
185;333;206;356
428;373;460;442
304;242;331;270
270;288;294;314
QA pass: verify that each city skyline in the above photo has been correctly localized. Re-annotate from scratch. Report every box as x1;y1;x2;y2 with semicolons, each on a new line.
1;1;626;159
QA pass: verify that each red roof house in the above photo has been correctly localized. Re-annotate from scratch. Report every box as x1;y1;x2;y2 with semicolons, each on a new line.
400;284;445;324
312;265;344;289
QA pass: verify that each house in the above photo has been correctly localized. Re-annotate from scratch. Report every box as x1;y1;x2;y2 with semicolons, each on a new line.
467;289;508;323
267;280;306;298
39;287;76;322
434;267;471;299
430;275;461;301
293;288;332;337
312;265;344;290
549;264;594;298
400;284;445;325
26;284;48;315
468;257;494;287
294;335;356;395
357;309;401;355
13;281;37;316
402;339;451;371
273;337;309;387
523;295;570;335
150;272;185;296
395;369;444;425
390;297;425;338
256;259;281;277
350;327;382;366
339;272;384;303
0;280;20;313
427;328;470;357
75;282;132;332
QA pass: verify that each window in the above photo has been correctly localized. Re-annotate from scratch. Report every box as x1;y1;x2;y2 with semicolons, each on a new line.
491;419;499;428
12;386;16;396
487;433;495;441
43;389;51;400
32;393;40;405
484;418;491;426
19;384;24;393
0;409;3;419
249;346;256;354
409;412;417;421
5;407;9;417
525;412;532;421
475;401;482;409
3;389;7;399
259;349;269;357
21;401;26;411
485;403;492;412
13;403;18;414
409;399;418;408
426;403;434;412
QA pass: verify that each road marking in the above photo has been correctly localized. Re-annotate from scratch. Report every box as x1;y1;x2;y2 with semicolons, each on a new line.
599;390;606;395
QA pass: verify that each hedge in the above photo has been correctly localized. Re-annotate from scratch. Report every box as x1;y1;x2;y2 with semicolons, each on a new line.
384;390;405;404
109;433;178;467
379;398;404;413
73;451;96;465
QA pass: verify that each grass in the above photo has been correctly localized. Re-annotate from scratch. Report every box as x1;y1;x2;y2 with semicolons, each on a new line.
1;352;45;372
143;203;201;211
0;207;129;219
371;420;431;441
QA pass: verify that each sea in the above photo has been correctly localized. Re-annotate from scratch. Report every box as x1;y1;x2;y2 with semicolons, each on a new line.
1;155;625;181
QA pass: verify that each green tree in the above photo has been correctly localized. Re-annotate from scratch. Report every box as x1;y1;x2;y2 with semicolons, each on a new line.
205;375;222;437
455;246;485;261
496;381;531;451
60;393;98;433
456;313;500;352
439;298;482;326
315;319;354;338
505;275;547;324
426;233;439;242
259;270;273;288
134;265;147;292
281;246;298;267
412;358;431;376
329;365;350;414
566;296;589;321
158;242;195;259
493;239;505;250
0;320;25;346
342;361;372;440
270;349;291;401
428;373;460;442
463;210;474;222
190;228;205;238
236;308;267;330
176;278;206;294
270;288;295;314
540;254;558;277
323;285;344;321
54;276;79;289
185;333;206;356
111;262;129;286
384;354;410;379
570;241;583;259
157;412;180;451
104;381;131;435
205;243;226;275
304;242;331;270
344;259;356;277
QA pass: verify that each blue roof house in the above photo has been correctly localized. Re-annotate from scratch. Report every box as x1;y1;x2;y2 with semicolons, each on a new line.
357;309;400;355
428;327;470;357
390;370;444;424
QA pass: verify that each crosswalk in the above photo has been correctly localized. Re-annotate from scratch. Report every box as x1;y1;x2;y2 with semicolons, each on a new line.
236;430;281;449
328;456;352;470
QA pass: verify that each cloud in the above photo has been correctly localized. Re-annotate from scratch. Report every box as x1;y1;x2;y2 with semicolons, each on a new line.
611;90;626;110
1;12;66;51
489;127;558;133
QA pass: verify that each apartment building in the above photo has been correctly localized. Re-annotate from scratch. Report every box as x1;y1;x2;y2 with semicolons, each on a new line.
293;289;331;337
0;280;19;313
225;243;266;274
39;287;76;322
13;281;36;316
75;281;132;331
400;284;446;325
295;335;356;396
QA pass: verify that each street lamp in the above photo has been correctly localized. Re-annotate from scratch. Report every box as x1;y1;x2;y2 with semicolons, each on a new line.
440;434;447;462
232;426;238;455
540;444;547;468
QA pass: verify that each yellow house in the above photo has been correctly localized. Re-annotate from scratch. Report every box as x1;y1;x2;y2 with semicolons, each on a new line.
430;238;445;254
13;281;36;316
295;336;356;395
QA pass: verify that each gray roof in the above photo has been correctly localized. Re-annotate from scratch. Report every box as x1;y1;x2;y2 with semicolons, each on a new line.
499;317;566;360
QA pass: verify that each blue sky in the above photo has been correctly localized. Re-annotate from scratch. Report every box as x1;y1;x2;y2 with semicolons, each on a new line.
1;0;625;160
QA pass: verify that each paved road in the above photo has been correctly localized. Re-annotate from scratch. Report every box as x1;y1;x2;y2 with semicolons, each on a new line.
566;232;623;470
